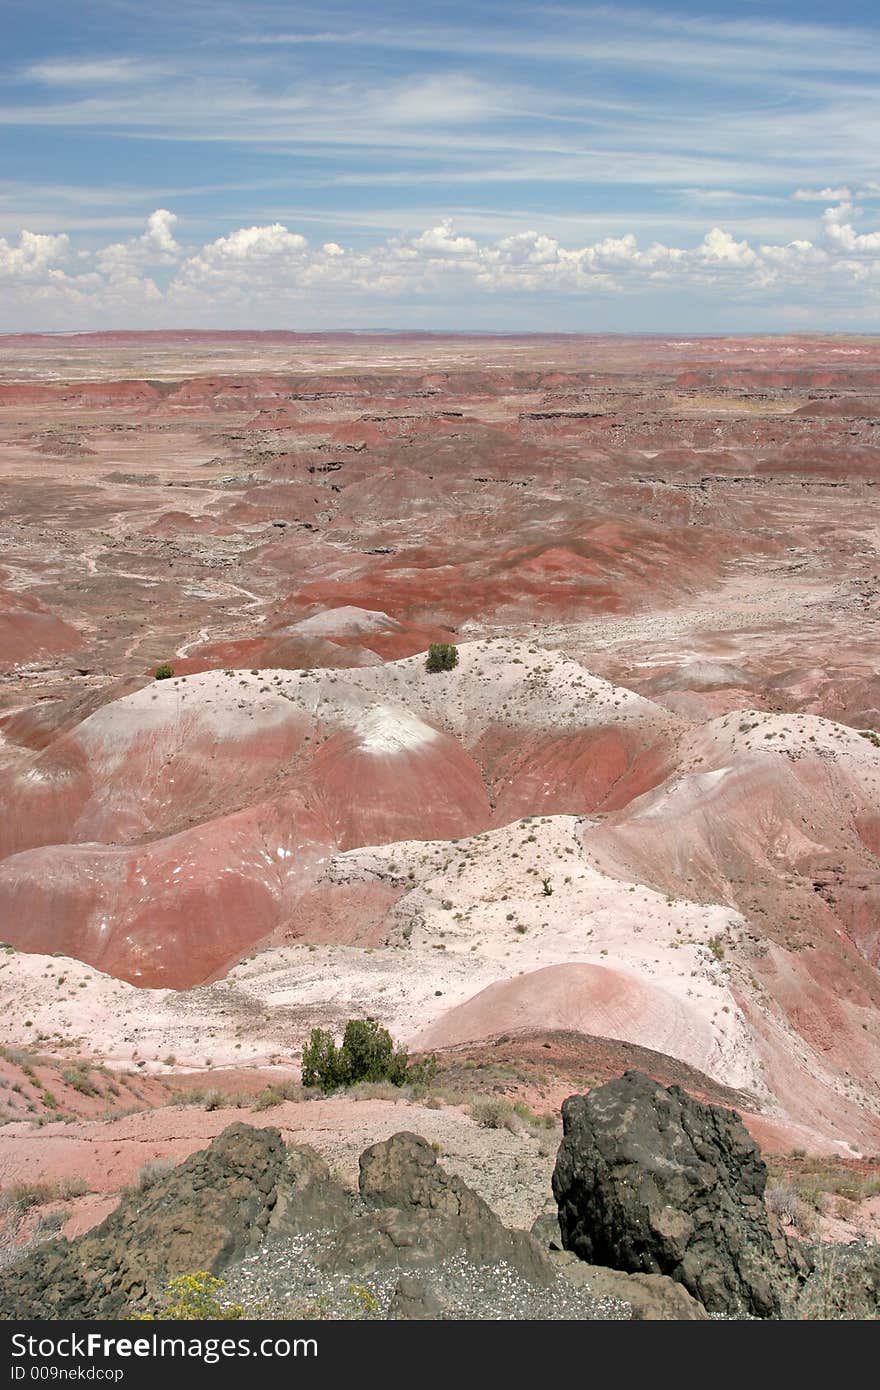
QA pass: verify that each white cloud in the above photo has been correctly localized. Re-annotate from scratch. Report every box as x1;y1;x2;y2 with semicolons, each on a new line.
412;220;479;255
26;58;171;86
4;199;880;328
822;202;880;254
759;238;826;269
0;229;69;279
380;75;509;126
95;209;182;277
144;209;180;256
696;227;760;267
193;223;308;264
793;186;852;202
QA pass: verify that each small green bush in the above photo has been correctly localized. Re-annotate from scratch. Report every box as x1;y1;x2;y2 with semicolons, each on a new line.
154;664;174;681
250;1089;280;1112
425;643;458;674
301;1019;436;1094
61;1067;100;1097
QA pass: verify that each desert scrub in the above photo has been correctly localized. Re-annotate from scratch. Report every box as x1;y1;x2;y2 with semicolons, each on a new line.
767;1153;880;1211
425;643;458;674
301;1019;437;1094
61;1067;100;1097
133;1273;244;1321
0;1175;86;1212
765;1182;819;1237
796;1243;880;1320
348;1079;408;1103
135;1157;177;1191
469;1095;519;1132
154;663;174;681
250;1081;305;1111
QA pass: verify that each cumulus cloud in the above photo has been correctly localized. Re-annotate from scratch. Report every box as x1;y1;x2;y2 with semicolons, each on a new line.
168;224;307;298
195;224;308;264
412;219;479;256
96;209;182;277
821;202;880;254
696;227;759;266
144;209;180;256
0;229;69;279
4;198;880;328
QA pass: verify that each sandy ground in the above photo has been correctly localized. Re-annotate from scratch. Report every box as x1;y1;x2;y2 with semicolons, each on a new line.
0;1093;557;1236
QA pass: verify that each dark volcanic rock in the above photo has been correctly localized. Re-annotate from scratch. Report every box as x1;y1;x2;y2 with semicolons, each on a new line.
552;1071;807;1317
0;1127;554;1319
327;1132;552;1284
0;1124;349;1319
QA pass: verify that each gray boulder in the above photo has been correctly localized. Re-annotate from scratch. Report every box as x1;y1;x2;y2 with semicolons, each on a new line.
551;1252;709;1320
530;1209;563;1251
388;1275;449;1320
325;1132;552;1284
552;1071;807;1317
0;1124;350;1319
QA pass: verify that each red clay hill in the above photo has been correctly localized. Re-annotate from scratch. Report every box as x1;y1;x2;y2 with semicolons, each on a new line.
0;333;879;1160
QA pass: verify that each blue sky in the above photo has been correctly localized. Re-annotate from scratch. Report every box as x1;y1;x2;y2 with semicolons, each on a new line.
2;0;880;330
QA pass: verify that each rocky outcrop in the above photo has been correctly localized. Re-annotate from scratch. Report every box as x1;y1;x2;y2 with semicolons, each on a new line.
550;1254;709;1320
0;1127;552;1319
3;1091;845;1321
388;1274;449;1320
552;1071;808;1317
320;1132;552;1284
0;1124;349;1319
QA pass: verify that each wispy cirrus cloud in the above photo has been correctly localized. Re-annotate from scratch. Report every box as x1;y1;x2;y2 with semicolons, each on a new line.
240;7;880;79
3;2;880;328
24;57;174;85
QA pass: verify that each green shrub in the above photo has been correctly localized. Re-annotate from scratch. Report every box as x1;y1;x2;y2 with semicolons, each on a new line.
340;1018;408;1086
300;1028;347;1093
425;643;458;674
301;1019;435;1094
61;1067;100;1097
250;1089;280;1112
154;664;174;681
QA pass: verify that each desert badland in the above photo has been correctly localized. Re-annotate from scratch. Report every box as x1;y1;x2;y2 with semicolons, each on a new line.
1;331;879;1316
